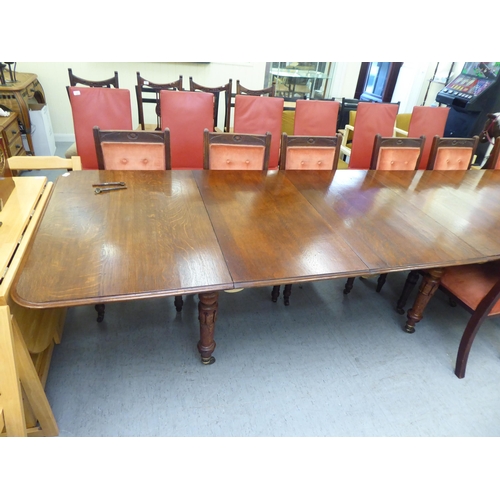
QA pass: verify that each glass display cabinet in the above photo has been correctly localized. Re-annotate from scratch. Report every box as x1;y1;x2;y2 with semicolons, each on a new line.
266;62;334;99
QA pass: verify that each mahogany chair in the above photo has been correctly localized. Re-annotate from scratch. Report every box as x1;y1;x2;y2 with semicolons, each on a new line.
65;69;120;158
273;132;342;305
93;127;171;170
68;87;133;170
68;68;119;89
340;102;399;169
203;129;271;170
189;77;232;132
343;134;426;295
426;136;479;170
393;106;449;169
230;81;277;122
293;99;340;136
160;90;214;170
279;133;342;171
233;94;284;169
338;97;359;131
438;261;500;378
485;139;500;169
136;72;183;131
369;135;426;171
92;126;183;316
236;80;276;97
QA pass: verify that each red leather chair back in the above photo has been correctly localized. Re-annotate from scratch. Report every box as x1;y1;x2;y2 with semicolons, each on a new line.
68;87;132;170
233;95;284;169
293;100;340;136
160;90;214;169
407;106;449;169
349;103;398;169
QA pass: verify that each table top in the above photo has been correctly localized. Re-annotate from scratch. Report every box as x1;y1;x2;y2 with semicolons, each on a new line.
11;168;500;309
269;68;328;79
12;170;232;308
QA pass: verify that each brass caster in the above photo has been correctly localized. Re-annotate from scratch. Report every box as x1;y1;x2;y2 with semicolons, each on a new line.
201;356;216;365
404;324;415;334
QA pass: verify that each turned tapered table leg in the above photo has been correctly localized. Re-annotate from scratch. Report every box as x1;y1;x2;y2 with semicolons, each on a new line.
396;270;420;315
197;291;219;365
404;268;444;333
95;303;105;322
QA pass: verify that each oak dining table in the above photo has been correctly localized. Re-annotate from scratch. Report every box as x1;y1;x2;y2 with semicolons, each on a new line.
11;168;500;366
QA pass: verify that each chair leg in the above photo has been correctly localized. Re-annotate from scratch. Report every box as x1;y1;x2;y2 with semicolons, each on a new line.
174;295;184;312
271;285;280;303
376;273;387;293
455;311;489;379
95;303;105;322
343;277;355;295
396;270;420;314
283;284;292;306
454;277;500;378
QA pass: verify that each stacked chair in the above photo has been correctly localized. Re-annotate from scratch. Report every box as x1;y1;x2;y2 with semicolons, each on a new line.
68;87;133;170
160;90;214;170
393;106;450;169
339;102;399;169
65;68;121;159
189;77;232;132
136;73;183;130
233;94;284;169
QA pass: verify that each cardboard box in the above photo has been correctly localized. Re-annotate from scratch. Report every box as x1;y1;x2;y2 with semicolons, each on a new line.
29;103;56;156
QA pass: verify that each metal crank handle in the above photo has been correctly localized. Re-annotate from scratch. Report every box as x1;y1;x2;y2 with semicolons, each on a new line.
92;181;126;187
94;186;128;194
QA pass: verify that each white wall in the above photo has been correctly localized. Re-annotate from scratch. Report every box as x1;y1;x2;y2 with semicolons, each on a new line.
14;61;455;142
15;62;268;140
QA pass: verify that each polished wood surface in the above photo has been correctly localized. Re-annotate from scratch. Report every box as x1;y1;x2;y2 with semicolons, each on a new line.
193;170;368;287
286;170;487;272
11;169;500;365
12;170;232;308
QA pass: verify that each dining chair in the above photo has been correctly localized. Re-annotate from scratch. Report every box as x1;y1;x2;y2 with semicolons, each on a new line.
340;102;399;169
343;134;426;296
338;97;359;131
236;80;276;97
369;135;426;171
484;139;500;169
279;133;342;171
273;132;342;305
68;68;119;89
203;129;271;170
136;72;183;131
230;81;277;122
438;261;500;378
293;99;340;136
393;106;449;169
189;77;232;132
93;127;171;170
65;69;121;158
68;87;133;170
160;90;214;170
426;136;479;170
91;126;184;317
233;94;284;169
